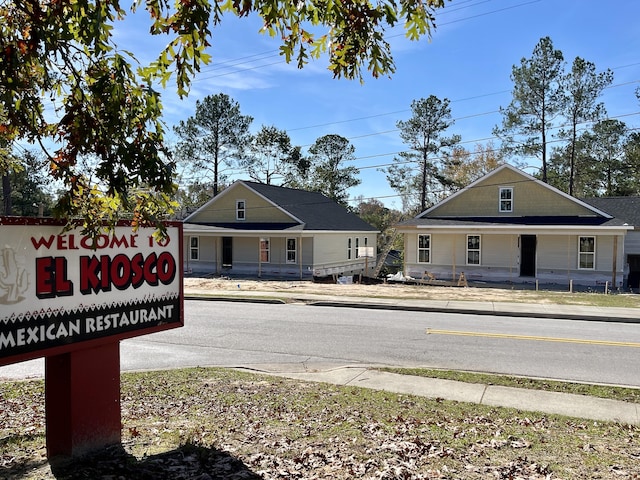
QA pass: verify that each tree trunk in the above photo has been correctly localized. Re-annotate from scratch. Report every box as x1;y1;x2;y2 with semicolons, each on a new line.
568;122;577;196
420;155;428;212
2;174;11;215
540;111;548;183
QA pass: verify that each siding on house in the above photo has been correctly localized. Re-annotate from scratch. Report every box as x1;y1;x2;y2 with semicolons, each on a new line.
628;232;640;253
404;232;625;286
428;167;598;218
197;235;217;264
406;233;519;282
538;235;571;272
311;232;375;271
184;235;315;277
189;187;294;224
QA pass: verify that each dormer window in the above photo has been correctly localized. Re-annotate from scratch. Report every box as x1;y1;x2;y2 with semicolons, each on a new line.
499;187;513;213
236;200;246;220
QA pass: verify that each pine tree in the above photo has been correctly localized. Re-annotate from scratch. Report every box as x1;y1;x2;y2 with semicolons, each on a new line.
383;96;460;212
494;37;564;183
173;94;253;197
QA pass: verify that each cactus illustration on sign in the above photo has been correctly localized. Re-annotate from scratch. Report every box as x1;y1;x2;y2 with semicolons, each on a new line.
0;248;29;304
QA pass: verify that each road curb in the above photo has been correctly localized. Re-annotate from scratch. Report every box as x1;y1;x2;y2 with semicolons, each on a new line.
307;301;640;323
184;295;286;305
183;295;640;324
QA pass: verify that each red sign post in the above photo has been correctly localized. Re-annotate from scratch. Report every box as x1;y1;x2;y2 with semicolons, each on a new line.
0;218;184;457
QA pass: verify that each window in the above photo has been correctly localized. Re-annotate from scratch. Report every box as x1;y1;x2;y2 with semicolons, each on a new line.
190;236;199;260
236;200;246;220
499;187;513;212
418;234;431;263
286;238;297;263
355;238;360;258
579;236;595;269
260;238;270;263
347;238;352;259
467;235;481;265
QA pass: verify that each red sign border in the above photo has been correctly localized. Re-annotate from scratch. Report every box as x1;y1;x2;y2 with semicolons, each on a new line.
0;217;184;367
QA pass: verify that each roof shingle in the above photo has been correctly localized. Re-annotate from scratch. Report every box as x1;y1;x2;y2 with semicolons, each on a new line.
244;181;376;231
582;197;640;227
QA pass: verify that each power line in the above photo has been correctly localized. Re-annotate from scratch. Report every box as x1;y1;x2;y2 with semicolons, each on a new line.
346;110;640;172
331;96;640;161
277;79;638;141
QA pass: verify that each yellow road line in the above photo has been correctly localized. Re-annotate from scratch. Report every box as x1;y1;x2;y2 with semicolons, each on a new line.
426;329;640;348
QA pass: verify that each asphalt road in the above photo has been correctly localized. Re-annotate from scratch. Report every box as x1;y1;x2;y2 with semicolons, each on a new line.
2;300;640;387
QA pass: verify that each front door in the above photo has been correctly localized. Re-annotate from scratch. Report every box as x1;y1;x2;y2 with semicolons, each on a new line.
222;237;233;267
520;235;536;277
628;255;640;289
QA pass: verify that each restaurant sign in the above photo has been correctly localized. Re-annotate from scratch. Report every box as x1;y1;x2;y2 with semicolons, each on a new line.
0;218;183;365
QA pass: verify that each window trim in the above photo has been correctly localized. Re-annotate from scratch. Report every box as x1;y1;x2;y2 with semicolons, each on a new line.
347;237;352;260
286;238;297;264
236;199;246;221
499;187;513;213
467;234;481;265
417;234;431;264
355;237;360;258
259;237;270;263
578;236;596;270
189;236;199;261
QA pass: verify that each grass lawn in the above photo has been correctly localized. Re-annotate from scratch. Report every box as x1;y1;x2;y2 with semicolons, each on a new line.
2;367;639;479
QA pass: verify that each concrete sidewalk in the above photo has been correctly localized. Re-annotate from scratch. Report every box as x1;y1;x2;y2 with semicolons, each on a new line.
191;290;639;425
242;364;640;426
185;290;640;323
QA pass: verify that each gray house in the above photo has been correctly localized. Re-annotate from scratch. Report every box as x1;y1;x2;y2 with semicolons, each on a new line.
583;196;640;289
182;181;378;279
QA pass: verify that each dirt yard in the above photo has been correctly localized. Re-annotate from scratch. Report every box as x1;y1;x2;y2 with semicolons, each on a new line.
183;276;575;304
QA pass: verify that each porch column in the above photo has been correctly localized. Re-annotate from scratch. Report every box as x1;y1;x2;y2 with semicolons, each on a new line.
299;235;303;280
566;235;571;283
451;236;457;282
185;235;190;273
258;238;262;278
509;234;514;283
612;235;618;287
215;237;221;274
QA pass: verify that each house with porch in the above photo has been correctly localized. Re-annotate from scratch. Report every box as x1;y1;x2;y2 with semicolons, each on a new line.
582;196;640;290
395;164;633;288
182;181;378;279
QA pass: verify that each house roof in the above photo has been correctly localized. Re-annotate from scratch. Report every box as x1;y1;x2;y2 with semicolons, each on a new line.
184;180;377;232
582;197;640;227
397;164;631;231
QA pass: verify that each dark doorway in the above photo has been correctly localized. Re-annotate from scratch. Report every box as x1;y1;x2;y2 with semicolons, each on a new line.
520;235;536;277
628;255;640;290
222;237;233;267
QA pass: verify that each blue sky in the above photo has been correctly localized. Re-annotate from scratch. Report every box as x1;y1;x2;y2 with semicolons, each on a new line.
121;0;640;210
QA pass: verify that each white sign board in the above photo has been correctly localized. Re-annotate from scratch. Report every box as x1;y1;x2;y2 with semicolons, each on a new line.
358;246;375;258
0;218;183;365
